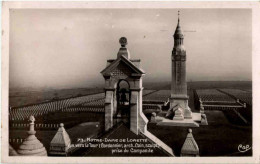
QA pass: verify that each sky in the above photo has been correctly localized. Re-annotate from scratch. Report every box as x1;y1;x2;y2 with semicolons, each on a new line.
9;9;252;89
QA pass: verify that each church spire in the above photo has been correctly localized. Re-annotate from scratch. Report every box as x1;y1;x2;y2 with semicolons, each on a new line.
173;11;185;50
178;10;180;25
174;11;184;40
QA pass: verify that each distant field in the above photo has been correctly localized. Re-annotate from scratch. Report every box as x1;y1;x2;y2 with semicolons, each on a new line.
9;81;251;107
187;81;252;90
143;81;252;90
143;90;171;103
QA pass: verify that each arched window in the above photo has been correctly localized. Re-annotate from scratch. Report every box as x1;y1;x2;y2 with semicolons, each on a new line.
117;80;130;105
115;79;131;127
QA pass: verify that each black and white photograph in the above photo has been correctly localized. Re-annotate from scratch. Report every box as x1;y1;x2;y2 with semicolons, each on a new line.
1;1;260;163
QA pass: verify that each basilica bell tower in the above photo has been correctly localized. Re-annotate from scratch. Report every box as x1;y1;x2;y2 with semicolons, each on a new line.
168;11;192;120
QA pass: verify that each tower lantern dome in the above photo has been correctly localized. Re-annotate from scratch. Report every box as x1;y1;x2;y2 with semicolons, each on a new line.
174;20;184;39
173;11;185;51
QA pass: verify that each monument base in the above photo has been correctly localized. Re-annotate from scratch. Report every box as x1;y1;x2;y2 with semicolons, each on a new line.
168;97;193;119
157;118;199;127
156;113;203;127
150;112;207;127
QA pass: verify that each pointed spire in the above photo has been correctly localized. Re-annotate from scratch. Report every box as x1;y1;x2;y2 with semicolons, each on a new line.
17;116;47;156
181;128;199;156
49;123;71;156
178;10;180;25
173;10;185;52
174;10;184;39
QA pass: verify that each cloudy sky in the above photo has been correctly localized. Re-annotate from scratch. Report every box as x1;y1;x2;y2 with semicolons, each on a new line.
9;9;252;89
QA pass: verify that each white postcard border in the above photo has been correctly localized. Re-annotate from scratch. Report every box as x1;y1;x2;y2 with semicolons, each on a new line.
1;1;260;163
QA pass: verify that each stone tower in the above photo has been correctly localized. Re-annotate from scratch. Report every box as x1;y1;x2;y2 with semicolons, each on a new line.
169;11;192;120
101;37;148;135
158;11;206;127
100;37;174;156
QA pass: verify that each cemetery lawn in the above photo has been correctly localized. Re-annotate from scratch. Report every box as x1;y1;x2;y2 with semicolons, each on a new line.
148;110;252;156
148;87;252;156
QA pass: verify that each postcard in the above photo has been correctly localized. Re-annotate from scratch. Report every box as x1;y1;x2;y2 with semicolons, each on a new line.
1;1;260;163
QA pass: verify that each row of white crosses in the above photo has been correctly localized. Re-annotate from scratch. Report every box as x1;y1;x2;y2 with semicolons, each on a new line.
10;93;105;121
143;90;171;102
9;138;24;143
61;107;104;113
219;89;251;106
11;123;60;128
196;89;235;102
81;98;105;107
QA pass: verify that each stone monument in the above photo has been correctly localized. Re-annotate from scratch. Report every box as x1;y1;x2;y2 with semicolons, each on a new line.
199;99;204;114
150;112;157;123
49;123;71;156
168;10;192;120
180;128;199;156
201;114;208;125
17;116;47;156
157;11;201;127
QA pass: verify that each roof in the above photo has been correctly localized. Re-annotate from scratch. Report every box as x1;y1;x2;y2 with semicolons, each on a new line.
181;129;199;155
101;55;145;77
50;123;71;147
72;123;173;156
